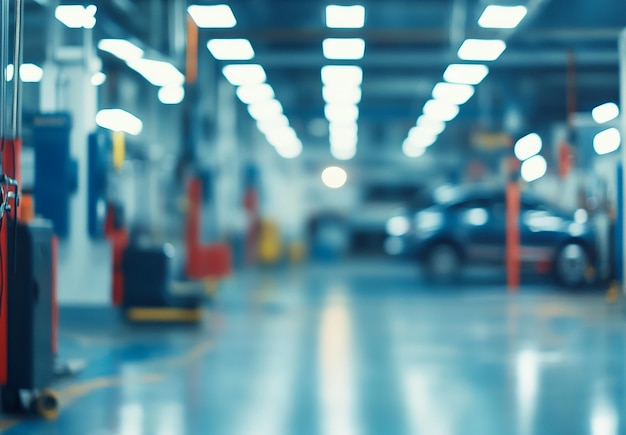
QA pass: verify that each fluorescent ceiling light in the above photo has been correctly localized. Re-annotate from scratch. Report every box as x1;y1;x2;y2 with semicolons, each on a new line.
322;85;362;104
407;127;437;147
423;99;459;122
520;155;547;182
478;5;528;29
443;64;489;85
98;39;144;61
222;64;266;86
127;59;184;87
592;102;619;124
265;127;298;147
458;39;506;61
322;166;348;187
403;140;426;158
19;64;43;82
5;64;13;81
331;145;357;160
55;4;96;29
187;4;236;28
158;86;185;105
326;5;365;28
207;39;254;60
514;133;542;161
432;82;475;105
593;128;621;155
416;116;445;135
96;109;143;135
91;72;106;86
324;104;359;123
329;122;358;137
236;83;275;105
330;134;358;148
321;65;363;86
257;115;289;134
248;99;283;121
323;38;365;60
275;140;303;159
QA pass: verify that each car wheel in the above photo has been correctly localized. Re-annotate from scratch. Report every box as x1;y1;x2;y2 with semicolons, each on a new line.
554;242;589;288
424;243;461;282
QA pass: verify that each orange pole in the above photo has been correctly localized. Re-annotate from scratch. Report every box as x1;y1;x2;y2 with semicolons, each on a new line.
185;15;198;86
506;180;521;292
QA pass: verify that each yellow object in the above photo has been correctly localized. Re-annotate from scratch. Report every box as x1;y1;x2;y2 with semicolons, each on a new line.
112;130;125;170
204;278;219;296
258;219;282;263
35;389;60;420
126;307;203;322
606;281;620;304
288;241;306;263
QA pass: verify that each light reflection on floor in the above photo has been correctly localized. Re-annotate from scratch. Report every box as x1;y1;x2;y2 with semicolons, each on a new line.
2;259;624;435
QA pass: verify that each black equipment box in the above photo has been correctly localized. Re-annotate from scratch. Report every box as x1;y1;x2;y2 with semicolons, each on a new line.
6;220;54;390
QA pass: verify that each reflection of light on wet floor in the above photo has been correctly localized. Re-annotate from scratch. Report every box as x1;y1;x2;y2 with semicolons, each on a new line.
516;349;539;435
399;368;453;435
591;386;618;435
156;403;185;435
231;323;301;435
119;402;144;435
319;291;360;435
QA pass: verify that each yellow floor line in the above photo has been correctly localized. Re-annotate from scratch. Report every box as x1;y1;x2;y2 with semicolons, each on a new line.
0;418;20;433
0;339;214;433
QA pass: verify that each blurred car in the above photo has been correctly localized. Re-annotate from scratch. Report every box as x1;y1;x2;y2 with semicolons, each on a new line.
386;186;596;287
348;183;433;254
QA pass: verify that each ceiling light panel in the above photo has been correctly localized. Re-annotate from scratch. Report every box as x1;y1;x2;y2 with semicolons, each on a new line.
55;5;96;29
222;64;266;86
323;38;366;60
326;5;365;28
96;109;143;135
187;4;236;28
443;64;489;85
127;59;185;87
98;39;144;61
478;5;528;29
322;86;362;104
321;66;363;86
325;104;359;123
248;99;284;121
432;82;475;105
416;116;445;135
457;39;506;61
592;102;620;124
236;83;275;105
423;99;460;122
207;39;255;60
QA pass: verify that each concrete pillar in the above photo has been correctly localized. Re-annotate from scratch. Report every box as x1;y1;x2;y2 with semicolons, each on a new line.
213;78;242;240
40;25;110;305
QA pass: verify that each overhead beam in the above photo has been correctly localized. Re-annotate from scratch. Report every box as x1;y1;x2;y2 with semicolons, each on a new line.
243;49;620;69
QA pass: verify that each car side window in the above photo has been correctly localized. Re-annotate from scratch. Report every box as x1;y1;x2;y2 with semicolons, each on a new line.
449;198;488;211
521;200;547;211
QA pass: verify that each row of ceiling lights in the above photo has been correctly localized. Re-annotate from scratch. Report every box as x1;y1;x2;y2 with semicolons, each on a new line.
188;4;303;159
322;5;365;162
402;4;529;159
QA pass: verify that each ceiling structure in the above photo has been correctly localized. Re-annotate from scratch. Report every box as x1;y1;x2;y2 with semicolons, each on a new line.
19;0;626;182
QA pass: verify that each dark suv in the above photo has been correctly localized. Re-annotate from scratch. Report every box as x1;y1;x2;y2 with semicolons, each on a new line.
387;186;596;287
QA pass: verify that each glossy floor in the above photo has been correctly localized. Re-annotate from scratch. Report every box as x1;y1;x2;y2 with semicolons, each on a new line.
1;260;624;435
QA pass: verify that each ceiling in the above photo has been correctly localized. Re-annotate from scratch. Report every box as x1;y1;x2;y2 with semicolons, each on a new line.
19;0;626;181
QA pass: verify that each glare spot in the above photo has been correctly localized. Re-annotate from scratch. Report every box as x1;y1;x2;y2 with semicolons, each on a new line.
464;208;488;226
386;216;410;236
322;166;348;189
